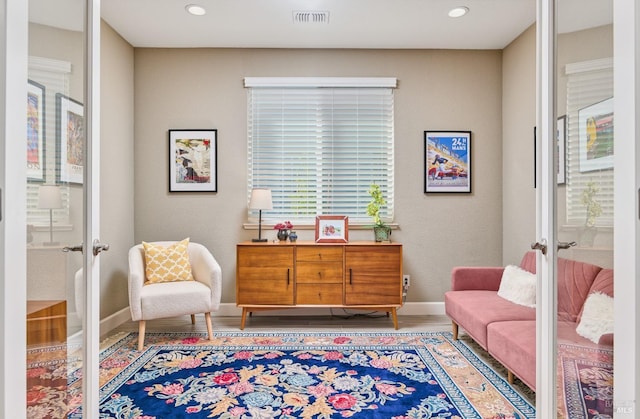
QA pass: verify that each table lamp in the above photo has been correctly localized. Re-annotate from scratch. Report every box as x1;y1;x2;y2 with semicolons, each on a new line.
38;185;62;246
249;188;272;242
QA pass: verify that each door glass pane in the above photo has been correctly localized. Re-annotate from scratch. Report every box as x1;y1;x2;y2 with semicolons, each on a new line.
556;1;614;417
26;0;85;416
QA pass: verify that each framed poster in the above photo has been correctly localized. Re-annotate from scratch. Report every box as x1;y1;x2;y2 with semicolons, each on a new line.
424;131;471;193
27;80;46;182
169;129;218;192
578;97;613;172
315;215;349;243
56;93;84;184
557;115;567;184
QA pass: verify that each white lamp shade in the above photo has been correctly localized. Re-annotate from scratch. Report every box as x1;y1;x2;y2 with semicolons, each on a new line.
38;185;63;209
249;188;273;210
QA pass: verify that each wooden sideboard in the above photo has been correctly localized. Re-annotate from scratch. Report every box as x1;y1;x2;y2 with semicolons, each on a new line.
236;241;403;329
27;300;67;346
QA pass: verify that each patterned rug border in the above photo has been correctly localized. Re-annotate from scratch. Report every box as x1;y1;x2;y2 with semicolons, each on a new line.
96;331;536;418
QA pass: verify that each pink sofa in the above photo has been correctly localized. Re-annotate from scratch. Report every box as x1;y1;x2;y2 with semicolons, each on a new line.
444;251;613;391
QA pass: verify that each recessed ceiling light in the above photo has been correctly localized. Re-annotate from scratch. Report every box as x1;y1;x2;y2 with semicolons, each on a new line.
185;4;206;16
448;6;469;18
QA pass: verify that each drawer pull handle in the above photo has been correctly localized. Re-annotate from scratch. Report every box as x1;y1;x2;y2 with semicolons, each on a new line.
287;268;290;285
317;271;322;277
349;268;353;284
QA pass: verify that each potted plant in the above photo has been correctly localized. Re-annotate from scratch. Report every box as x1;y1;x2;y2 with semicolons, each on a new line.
366;184;391;242
579;181;602;246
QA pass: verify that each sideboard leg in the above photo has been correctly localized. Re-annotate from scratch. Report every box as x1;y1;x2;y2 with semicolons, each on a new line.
240;308;247;330
391;307;399;329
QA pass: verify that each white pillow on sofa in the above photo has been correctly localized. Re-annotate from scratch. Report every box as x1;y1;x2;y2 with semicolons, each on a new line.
497;265;536;308
576;292;614;344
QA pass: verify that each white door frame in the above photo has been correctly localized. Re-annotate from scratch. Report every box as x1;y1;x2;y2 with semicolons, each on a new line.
535;0;558;415
613;0;640;414
0;0;28;417
82;0;101;414
0;0;102;416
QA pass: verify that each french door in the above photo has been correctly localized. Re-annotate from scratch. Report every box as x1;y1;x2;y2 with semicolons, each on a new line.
536;0;639;416
1;0;102;417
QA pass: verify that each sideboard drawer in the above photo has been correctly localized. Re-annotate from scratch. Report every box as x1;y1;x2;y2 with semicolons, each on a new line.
297;284;343;305
296;246;343;262
296;262;343;284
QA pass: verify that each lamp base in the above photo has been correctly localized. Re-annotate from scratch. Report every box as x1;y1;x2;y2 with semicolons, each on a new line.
252;238;268;242
43;241;59;246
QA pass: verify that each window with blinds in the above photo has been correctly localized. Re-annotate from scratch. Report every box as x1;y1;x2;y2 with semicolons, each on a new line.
565;58;613;227
28;56;72;226
246;77;396;225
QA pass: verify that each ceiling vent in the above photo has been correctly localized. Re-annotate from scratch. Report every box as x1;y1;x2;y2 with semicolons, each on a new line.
293;11;330;24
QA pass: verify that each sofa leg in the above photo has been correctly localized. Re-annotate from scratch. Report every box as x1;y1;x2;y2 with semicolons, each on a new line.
507;370;514;384
191;314;196;324
452;321;459;340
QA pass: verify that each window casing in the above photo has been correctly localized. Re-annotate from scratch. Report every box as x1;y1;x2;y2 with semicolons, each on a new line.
246;77;395;226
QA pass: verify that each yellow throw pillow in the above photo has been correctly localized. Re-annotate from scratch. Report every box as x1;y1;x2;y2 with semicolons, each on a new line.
143;239;194;284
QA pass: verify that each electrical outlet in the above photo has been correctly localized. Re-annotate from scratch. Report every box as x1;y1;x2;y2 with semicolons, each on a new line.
402;274;410;287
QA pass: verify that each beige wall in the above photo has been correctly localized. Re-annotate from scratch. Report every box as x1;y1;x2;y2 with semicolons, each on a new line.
99;21;135;318
502;25;536;265
502;24;613;268
133;48;505;304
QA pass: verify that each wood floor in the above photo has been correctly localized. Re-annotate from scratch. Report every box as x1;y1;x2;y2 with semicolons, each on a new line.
106;311;453;337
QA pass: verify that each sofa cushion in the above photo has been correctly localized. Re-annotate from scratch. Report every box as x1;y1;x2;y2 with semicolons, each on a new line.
486;320;604;392
445;290;535;350
557;257;602;322
519;251;536;274
497;265;536;307
577;268;613;323
486;320;537;390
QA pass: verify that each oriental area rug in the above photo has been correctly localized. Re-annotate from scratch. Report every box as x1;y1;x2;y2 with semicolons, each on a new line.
69;331;536;418
26;331;611;418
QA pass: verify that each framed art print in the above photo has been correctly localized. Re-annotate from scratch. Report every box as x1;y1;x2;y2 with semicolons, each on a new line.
315;215;349;243
27;80;46;182
424;131;471;193
169;129;218;192
56;93;84;184
578;97;613;172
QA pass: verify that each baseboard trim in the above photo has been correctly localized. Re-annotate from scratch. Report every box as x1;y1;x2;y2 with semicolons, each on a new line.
100;306;133;335
100;302;446;335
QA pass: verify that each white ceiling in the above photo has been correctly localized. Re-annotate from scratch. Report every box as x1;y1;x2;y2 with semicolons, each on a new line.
30;0;612;50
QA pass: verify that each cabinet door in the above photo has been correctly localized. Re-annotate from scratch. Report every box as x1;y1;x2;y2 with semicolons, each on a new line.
237;246;294;305
345;246;402;305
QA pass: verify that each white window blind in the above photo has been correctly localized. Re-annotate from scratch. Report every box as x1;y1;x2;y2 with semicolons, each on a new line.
565;58;613;227
28;56;72;226
246;78;395;225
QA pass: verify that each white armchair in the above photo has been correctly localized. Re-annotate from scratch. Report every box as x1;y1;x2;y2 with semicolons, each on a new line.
128;241;222;350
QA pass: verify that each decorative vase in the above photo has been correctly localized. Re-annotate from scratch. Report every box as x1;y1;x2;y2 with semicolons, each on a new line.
579;226;597;247
277;229;289;242
373;225;391;242
289;231;298;242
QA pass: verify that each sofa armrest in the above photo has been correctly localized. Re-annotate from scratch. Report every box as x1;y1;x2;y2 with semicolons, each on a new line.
451;266;505;291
